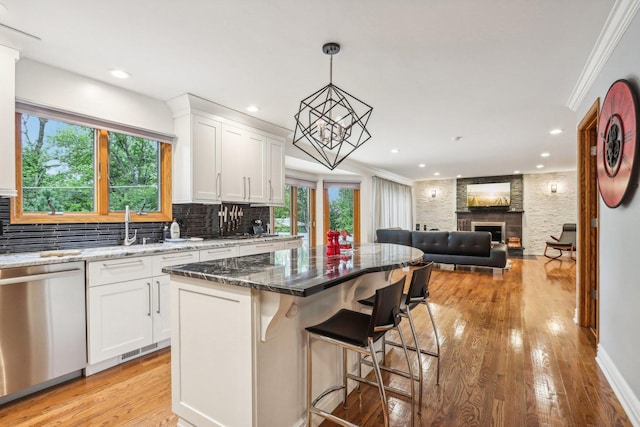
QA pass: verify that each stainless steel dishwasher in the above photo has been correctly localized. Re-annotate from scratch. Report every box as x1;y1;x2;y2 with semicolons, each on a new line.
0;261;86;403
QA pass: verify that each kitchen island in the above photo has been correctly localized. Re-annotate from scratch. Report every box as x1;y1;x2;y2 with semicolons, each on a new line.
163;243;423;427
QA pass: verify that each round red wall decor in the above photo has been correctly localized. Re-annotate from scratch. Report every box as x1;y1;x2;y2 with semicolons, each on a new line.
597;79;639;208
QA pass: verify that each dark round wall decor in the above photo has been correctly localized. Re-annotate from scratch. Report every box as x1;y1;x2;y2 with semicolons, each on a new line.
597;79;639;208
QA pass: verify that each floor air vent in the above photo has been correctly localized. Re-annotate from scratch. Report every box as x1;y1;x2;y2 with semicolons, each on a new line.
121;349;141;361
141;343;158;353
120;343;161;362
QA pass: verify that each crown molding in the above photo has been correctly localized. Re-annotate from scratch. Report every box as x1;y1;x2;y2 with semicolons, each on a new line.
566;0;640;111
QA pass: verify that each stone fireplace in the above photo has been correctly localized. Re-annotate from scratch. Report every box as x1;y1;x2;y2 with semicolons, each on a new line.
454;175;524;255
471;221;506;243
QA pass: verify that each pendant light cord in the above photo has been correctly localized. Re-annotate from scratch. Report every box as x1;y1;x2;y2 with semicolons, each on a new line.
329;54;333;85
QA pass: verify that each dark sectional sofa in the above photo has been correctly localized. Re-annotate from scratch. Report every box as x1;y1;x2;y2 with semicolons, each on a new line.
376;229;508;272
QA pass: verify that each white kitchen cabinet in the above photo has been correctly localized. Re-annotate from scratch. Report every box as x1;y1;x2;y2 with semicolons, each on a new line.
238;241;282;256
87;278;153;364
200;245;239;261
86;251;199;373
220;123;267;203
282;239;303;249
88;257;153;287
168;94;288;205
152;275;172;342
266;137;285;205
151;251;199;343
0;46;19;197
152;251;199;276
172;113;222;203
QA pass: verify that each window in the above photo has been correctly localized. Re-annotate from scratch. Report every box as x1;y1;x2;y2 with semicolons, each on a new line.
371;176;413;232
108;132;161;212
12;107;173;223
274;178;316;247
323;181;360;243
20;115;96;213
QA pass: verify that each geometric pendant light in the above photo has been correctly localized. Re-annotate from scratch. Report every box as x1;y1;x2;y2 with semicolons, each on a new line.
293;42;373;170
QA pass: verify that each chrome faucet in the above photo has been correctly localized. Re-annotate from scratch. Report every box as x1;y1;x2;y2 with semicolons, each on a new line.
123;205;137;246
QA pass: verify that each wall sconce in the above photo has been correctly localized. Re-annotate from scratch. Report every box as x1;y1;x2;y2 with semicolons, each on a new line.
550;184;557;193
431;189;437;198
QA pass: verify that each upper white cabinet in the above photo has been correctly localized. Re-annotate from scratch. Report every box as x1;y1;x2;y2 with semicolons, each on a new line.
220;123;267;203
0;46;19;197
167;94;286;205
267;137;285;205
172;113;222;203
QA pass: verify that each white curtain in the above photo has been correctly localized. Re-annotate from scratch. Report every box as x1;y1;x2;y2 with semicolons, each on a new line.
372;176;413;236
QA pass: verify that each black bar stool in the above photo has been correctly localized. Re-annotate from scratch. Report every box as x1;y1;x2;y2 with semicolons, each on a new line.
306;277;415;427
358;262;441;411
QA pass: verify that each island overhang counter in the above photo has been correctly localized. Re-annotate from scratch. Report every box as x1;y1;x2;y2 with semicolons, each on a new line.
163;243;423;427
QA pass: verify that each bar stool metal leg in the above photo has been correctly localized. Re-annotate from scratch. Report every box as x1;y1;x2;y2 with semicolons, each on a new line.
396;324;416;426
368;337;390;427
343;347;348;408
424;300;441;385
307;333;313;427
405;309;423;412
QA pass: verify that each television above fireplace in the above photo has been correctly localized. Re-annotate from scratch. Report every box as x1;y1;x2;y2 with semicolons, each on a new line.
466;182;511;208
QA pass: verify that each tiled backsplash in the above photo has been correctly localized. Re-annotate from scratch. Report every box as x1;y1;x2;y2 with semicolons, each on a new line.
0;198;270;254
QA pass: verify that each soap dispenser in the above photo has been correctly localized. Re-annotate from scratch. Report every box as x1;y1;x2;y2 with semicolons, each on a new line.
170;218;180;239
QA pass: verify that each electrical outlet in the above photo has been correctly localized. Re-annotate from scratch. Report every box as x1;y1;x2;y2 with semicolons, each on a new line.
423;225;427;231
415;224;420;231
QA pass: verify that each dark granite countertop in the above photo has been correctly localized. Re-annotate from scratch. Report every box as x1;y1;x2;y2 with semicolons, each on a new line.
162;243;424;297
0;235;301;269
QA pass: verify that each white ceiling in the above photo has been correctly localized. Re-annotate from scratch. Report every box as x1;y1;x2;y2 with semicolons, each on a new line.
0;0;616;181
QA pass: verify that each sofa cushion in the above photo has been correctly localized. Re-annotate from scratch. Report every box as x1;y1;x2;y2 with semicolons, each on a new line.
376;229;412;246
447;231;491;257
411;231;450;255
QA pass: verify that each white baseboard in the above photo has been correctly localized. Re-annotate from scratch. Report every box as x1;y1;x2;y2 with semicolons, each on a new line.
596;345;640;426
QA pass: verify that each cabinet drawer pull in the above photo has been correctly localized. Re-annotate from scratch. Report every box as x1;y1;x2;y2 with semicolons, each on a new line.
243;177;247;199
256;244;275;248
102;259;143;268
161;253;195;260
206;248;232;254
147;282;152;317
156;280;161;314
216;173;221;199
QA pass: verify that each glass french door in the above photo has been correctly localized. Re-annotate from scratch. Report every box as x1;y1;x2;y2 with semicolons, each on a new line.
323;183;360;244
274;183;316;247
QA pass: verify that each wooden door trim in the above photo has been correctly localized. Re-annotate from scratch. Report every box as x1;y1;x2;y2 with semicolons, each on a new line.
323;189;330;243
577;98;600;342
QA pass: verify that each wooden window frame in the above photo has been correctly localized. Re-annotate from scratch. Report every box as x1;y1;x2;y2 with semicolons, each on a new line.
11;114;172;224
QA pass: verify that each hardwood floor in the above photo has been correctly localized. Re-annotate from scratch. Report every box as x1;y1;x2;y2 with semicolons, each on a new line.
0;257;630;426
0;348;177;426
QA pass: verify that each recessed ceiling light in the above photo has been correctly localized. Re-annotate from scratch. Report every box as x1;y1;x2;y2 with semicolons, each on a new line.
246;105;260;113
418;163;426;168
513;170;520;174
540;152;550;157
536;164;544;169
108;69;131;79
391;149;400;154
549;129;563;135
456;174;462;178
434;172;440;176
